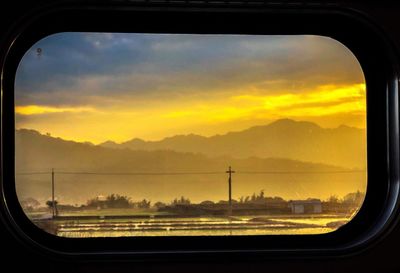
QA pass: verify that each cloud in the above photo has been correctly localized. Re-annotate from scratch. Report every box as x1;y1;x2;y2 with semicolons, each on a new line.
231;83;365;116
160;83;366;124
15;34;364;106
14;83;366;143
16;105;97;115
14;33;366;142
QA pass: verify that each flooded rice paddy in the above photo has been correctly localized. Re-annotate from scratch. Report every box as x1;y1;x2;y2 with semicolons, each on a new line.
38;215;351;237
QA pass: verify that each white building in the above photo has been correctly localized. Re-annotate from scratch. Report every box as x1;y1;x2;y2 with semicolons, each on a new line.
289;199;322;214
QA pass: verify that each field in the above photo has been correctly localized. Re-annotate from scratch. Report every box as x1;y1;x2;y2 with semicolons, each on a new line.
30;209;352;237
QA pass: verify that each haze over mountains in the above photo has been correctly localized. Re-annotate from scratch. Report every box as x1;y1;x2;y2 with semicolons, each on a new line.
15;119;366;204
100;119;366;169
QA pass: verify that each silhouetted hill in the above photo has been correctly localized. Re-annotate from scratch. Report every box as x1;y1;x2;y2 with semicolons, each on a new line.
16;128;349;173
99;119;366;168
15;128;366;205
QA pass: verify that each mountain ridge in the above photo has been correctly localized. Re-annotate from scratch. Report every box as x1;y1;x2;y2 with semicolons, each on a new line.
99;119;366;168
15;128;366;204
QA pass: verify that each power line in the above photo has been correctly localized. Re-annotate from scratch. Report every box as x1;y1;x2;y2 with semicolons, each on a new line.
15;170;365;176
236;170;365;174
16;172;51;175
53;171;225;176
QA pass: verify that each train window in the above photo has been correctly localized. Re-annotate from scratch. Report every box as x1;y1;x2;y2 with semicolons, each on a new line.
14;33;367;238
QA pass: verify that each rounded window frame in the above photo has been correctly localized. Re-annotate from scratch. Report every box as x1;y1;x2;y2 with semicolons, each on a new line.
1;3;399;259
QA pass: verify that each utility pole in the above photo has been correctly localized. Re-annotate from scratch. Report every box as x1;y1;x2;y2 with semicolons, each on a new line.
51;168;55;218
226;166;235;216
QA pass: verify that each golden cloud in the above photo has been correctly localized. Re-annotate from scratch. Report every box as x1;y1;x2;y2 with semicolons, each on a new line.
16;105;97;115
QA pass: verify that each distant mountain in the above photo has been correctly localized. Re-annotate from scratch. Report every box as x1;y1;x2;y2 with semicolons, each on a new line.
99;119;366;169
15;128;366;204
16;127;349;174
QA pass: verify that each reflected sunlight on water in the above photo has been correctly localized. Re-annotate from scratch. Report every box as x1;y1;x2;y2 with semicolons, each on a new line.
53;215;350;237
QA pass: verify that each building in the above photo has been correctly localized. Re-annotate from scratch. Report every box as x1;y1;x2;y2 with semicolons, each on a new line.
289;199;322;214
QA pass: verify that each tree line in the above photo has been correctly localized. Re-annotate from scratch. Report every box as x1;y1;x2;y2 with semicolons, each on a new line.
20;190;365;211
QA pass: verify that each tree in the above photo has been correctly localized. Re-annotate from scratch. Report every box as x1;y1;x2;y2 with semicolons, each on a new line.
106;194;131;208
154;202;166;209
20;197;40;211
172;196;191;205
137;199;151;209
180;196;190;204
86;194;131;209
46;200;58;216
327;195;340;203
46;200;58;208
343;191;364;205
273;196;284;202
200;200;214;205
251;193;256;202
86;197;101;208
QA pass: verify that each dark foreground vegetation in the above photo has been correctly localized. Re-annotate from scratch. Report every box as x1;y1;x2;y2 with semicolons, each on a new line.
22;190;364;217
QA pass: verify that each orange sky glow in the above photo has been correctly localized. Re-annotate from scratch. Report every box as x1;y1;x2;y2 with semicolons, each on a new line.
15;34;366;144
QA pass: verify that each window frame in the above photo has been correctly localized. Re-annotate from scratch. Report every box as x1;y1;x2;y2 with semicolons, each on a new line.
1;2;399;259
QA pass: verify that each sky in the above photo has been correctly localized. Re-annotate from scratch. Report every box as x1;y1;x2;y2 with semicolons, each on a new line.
15;33;366;144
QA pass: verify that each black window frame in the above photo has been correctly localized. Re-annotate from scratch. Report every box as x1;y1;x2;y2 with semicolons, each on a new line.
1;2;399;260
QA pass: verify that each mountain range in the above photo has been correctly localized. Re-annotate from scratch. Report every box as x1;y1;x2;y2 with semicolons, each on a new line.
14;119;366;204
100;119;366;169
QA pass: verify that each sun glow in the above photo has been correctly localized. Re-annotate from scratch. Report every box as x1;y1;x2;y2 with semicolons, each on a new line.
15;83;365;144
16;105;97;115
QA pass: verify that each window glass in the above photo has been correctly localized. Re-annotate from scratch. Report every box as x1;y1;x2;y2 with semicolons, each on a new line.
15;33;366;237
